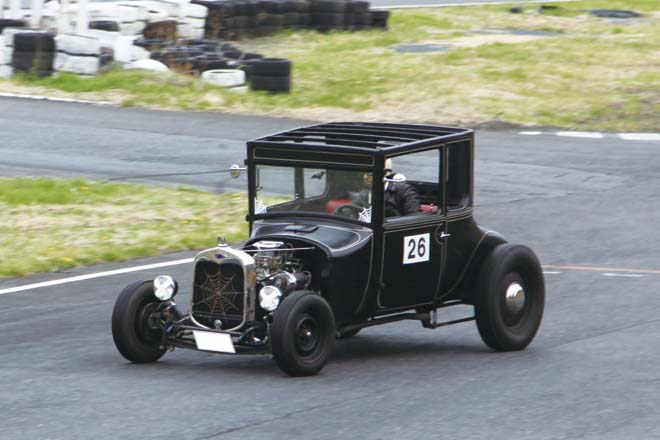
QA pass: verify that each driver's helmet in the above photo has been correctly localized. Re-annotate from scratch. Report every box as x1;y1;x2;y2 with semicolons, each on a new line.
384;158;406;182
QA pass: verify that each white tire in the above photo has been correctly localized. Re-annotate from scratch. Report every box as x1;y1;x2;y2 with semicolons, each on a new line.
0;47;12;65
177;25;204;39
86;4;144;23
125;59;168;73
147;0;179;17
129;1;170;21
54;52;100;75
130;45;151;61
55;34;101;56
147;10;169;22
115;3;150;22
86;30;121;49
181;3;208;19
2;28;36;47
0;65;13;79
201;69;246;88
0;46;14;64
119;21;147;36
179;17;206;28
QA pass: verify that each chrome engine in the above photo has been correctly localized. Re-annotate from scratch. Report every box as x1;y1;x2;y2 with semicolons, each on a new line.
252;241;311;294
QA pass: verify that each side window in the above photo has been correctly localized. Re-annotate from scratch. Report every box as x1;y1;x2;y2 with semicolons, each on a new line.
446;142;471;210
384;149;441;219
303;168;327;198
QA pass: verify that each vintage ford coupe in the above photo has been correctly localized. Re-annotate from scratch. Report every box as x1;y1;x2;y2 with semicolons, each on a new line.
112;122;545;376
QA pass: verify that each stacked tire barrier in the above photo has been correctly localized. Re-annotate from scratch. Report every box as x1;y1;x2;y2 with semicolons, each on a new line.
311;0;347;32
194;0;388;40
54;34;102;76
85;2;148;36
0;0;390;91
371;10;390;29
11;31;56;77
89;21;121;32
1;21;26;78
250;57;291;93
143;20;178;40
147;40;260;76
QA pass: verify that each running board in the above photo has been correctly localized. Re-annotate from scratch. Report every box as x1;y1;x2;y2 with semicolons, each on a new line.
338;307;475;335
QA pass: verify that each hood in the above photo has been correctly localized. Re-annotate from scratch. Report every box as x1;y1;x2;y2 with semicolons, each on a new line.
249;218;372;257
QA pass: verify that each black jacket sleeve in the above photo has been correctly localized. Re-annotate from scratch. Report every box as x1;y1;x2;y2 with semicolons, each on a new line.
395;183;421;215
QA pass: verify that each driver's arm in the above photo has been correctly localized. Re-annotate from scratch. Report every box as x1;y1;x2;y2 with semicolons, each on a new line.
398;184;421;215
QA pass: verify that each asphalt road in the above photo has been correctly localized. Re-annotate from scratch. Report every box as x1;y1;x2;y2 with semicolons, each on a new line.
1;98;660;439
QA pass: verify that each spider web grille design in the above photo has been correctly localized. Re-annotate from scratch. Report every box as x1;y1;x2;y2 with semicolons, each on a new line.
192;261;244;329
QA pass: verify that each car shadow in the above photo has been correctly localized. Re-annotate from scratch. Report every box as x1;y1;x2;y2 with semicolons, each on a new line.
105;333;494;378
331;334;489;363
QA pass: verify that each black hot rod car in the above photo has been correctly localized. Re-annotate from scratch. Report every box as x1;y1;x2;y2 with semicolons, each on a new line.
112;122;545;376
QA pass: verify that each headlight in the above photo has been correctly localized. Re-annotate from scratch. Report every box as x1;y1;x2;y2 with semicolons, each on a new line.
259;285;282;312
153;275;178;301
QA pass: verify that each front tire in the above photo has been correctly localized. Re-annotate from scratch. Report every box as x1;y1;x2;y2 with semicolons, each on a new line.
270;291;336;377
474;244;545;351
112;280;167;363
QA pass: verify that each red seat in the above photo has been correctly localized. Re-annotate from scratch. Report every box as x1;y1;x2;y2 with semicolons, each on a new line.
326;199;352;213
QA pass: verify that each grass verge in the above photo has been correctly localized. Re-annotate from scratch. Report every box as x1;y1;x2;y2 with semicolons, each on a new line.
0;178;248;278
1;0;658;130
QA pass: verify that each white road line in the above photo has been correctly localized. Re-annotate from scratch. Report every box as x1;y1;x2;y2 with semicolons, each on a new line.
602;273;644;278
619;133;660;141
543;271;562;275
557;131;604;139
0;258;194;296
373;0;579;9
0;92;115;106
519;131;660;142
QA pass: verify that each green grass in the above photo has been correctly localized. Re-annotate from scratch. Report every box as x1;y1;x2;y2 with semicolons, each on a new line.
2;0;659;130
0;178;248;278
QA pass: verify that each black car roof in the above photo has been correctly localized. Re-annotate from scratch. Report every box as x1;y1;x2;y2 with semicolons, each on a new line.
249;122;472;154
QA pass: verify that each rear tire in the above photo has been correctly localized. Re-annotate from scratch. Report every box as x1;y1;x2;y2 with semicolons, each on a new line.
474;244;545;351
111;280;166;363
271;291;335;376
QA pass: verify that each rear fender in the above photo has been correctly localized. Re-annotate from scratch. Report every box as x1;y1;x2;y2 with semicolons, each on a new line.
456;229;507;304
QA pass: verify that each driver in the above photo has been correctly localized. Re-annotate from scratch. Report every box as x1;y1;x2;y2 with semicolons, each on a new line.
382;159;421;217
357;160;420;217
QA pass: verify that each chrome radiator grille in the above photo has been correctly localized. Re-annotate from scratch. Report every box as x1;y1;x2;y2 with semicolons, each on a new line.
191;260;245;329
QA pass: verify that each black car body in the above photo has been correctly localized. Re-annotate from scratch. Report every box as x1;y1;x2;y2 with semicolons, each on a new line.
112;123;545;376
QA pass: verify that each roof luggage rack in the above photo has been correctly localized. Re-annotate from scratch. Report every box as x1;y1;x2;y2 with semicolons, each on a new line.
250;122;472;152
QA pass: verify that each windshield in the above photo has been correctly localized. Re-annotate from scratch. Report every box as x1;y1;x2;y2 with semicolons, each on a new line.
255;165;373;223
